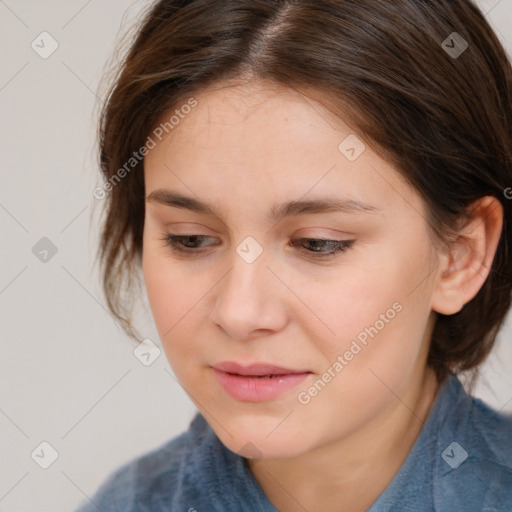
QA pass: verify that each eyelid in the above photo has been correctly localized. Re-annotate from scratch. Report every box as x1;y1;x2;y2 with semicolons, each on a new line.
158;229;352;244
160;222;218;235
160;221;355;238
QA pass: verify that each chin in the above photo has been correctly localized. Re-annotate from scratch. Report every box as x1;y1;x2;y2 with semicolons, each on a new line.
210;418;307;460
230;437;303;460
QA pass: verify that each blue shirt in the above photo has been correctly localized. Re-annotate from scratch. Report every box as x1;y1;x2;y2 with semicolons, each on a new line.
73;373;512;511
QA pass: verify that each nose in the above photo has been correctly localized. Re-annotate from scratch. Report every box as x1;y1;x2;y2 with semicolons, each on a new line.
209;249;289;340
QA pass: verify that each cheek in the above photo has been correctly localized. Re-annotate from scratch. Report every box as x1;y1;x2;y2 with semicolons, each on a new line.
144;266;194;334
143;267;197;379
142;243;191;339
288;296;430;446
306;244;434;375
142;242;216;374
301;266;402;351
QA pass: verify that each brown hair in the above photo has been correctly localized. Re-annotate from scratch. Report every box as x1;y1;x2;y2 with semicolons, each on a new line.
94;0;512;385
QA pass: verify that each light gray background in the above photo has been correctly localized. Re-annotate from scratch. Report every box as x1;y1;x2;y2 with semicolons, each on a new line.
1;1;511;510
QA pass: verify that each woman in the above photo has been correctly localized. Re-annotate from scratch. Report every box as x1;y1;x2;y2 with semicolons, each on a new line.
76;0;512;510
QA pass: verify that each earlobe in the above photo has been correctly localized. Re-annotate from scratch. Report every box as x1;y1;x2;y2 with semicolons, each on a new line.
431;196;503;316
431;251;469;315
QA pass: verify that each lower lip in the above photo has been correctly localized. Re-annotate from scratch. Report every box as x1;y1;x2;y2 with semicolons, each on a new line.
212;368;310;402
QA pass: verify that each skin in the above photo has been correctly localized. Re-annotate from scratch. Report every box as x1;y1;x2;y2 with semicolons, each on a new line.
142;80;503;512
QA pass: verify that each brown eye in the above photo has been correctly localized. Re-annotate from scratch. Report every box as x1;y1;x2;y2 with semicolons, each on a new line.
159;234;218;254
290;238;354;257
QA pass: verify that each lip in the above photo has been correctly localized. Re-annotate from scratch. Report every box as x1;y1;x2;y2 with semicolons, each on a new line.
213;361;310;376
211;361;312;402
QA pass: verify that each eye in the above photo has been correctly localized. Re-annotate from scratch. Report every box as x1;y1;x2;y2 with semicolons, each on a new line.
290;238;354;258
159;234;218;254
159;233;354;259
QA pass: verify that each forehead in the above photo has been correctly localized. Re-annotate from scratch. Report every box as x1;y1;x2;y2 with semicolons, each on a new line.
168;81;344;146
143;81;425;221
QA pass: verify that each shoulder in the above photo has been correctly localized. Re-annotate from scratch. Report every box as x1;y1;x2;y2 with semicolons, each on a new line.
433;375;512;511
467;389;512;465
72;413;212;512
73;412;276;512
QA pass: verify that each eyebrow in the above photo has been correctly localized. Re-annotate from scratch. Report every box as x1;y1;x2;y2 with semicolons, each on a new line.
146;189;381;222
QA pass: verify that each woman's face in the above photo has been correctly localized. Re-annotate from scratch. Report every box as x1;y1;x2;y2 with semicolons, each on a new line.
142;80;442;458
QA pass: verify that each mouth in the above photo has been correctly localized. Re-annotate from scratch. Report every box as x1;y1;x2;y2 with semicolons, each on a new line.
212;361;310;376
211;361;312;402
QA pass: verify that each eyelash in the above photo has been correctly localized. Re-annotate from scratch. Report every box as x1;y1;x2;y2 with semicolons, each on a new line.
158;233;354;259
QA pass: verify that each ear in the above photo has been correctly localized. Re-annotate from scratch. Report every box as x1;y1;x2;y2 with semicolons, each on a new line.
431;196;503;315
